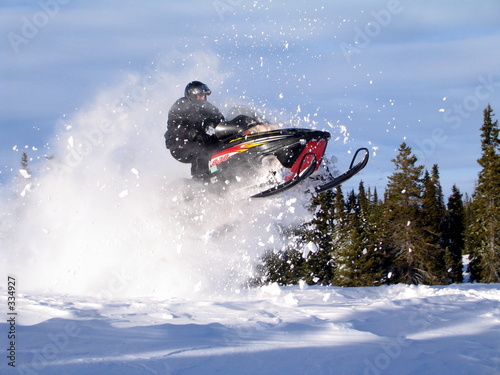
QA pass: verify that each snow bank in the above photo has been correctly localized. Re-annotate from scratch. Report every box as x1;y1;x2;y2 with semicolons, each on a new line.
0;283;498;374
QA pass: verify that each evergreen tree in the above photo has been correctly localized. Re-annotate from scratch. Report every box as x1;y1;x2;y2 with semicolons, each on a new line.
251;224;313;286
431;164;445;213
332;188;360;286
439;185;465;283
325;186;348;281
300;187;347;285
383;142;437;284
21;152;29;172
467;105;500;283
258;189;340;286
307;190;336;255
333;182;384;286
370;186;391;280
421;166;447;283
256;248;307;285
422;169;442;235
301;190;338;285
15;152;32;197
372;187;380;205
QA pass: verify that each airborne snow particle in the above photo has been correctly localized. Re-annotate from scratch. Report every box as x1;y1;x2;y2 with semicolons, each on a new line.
19;169;31;179
131;168;140;178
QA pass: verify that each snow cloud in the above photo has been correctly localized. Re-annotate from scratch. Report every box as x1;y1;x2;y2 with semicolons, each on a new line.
1;51;312;299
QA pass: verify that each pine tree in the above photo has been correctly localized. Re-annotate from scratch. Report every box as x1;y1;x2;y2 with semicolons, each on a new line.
15;152;32;197
372;187;380;205
251;224;313;286
323;186;348;282
467;105;500;283
302;187;347;285
421;165;447;283
422;169;442;236
256;248;307;285
333;182;384;286
307;190;336;255
383;142;435;284
21;152;29;172
332;188;360;286
439;185;465;283
300;190;338;285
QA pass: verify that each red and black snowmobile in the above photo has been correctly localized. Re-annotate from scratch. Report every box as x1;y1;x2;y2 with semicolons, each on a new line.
207;114;369;198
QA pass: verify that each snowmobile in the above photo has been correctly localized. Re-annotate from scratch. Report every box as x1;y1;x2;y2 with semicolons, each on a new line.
207;114;369;198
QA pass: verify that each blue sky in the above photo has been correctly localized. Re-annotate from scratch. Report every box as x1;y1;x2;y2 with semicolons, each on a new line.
1;0;500;196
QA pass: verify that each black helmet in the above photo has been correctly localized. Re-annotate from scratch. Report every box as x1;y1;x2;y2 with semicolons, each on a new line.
185;81;212;102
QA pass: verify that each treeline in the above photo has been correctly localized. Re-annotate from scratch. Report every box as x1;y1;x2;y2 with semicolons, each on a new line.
254;105;500;287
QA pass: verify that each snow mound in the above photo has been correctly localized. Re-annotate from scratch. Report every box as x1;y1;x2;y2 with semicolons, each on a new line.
1;283;498;375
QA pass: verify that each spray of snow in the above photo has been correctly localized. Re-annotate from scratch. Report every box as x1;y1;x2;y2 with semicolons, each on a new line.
0;52;311;300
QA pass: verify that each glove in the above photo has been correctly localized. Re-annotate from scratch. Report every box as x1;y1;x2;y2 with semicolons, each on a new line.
197;133;214;144
188;130;215;144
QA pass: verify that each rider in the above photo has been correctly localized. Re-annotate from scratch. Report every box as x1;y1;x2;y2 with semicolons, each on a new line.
164;81;224;180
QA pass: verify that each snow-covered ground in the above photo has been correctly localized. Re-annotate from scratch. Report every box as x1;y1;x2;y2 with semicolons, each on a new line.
1;283;499;375
1;53;499;375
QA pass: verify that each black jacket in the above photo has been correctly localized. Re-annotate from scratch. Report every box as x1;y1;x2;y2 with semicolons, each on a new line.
165;97;224;163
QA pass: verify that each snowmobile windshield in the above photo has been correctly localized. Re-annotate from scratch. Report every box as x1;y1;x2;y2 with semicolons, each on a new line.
215;115;279;139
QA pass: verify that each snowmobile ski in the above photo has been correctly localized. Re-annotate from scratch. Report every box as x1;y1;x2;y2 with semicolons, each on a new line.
251;153;319;198
314;147;369;194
